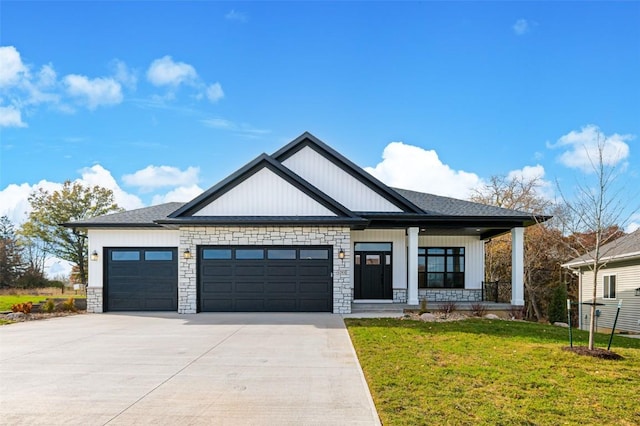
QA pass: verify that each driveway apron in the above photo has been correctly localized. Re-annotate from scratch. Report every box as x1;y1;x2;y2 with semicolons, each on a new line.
0;313;380;425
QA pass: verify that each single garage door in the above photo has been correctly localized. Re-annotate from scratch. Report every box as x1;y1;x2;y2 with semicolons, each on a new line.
199;246;333;312
105;248;178;311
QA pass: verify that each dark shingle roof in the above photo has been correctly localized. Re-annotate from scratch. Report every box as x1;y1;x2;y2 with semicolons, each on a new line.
564;229;640;267
392;188;535;218
66;202;184;227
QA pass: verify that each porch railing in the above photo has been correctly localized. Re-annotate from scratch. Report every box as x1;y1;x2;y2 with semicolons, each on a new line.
482;281;512;303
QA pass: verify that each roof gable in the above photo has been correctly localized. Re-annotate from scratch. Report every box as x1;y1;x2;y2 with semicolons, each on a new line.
169;154;357;219
273;132;423;213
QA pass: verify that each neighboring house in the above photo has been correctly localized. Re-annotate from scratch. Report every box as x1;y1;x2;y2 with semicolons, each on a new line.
563;229;640;334
66;132;546;314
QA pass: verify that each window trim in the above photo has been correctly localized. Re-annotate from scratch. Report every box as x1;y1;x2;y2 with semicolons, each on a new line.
603;274;617;300
418;246;465;289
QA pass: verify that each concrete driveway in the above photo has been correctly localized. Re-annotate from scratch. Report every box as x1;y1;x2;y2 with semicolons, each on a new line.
0;313;380;425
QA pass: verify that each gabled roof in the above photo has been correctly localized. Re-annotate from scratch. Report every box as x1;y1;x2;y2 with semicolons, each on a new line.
563;229;640;268
272;132;423;214
63;203;184;228
164;152;364;225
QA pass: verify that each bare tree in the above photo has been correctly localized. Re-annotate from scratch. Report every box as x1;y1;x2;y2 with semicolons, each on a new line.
557;134;636;350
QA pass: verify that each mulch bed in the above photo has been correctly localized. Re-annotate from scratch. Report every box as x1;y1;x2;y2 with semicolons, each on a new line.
562;346;623;360
3;311;86;323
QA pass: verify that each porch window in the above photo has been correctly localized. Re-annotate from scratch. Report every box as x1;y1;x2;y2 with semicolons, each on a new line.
603;275;616;299
418;247;464;289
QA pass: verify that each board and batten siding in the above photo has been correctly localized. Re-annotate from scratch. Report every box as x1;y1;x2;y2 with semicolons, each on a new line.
579;260;640;334
351;229;408;289
419;235;485;290
87;229;179;289
193;168;337;216
282;146;403;212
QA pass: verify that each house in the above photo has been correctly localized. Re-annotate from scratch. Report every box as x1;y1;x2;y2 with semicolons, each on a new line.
67;132;546;314
563;229;640;334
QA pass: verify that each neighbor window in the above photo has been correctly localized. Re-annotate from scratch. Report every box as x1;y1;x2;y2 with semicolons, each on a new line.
603;275;616;299
418;247;464;289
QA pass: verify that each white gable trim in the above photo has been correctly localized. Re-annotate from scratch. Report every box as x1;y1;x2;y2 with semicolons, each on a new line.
282;146;403;213
193;168;338;216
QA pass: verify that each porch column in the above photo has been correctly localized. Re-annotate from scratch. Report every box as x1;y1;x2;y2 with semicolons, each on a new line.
511;227;525;306
407;227;419;305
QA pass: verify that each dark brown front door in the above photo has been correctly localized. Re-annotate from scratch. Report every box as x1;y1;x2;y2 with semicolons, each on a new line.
354;243;392;300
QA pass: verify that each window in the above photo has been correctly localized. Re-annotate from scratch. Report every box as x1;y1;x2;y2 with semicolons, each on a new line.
603;275;616;299
299;249;329;260
202;249;232;260
354;242;392;252
267;249;296;260
418;247;464;289
111;251;140;261
144;250;173;261
235;249;264;260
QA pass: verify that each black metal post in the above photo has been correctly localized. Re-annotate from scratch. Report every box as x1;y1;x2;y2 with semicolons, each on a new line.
607;301;623;351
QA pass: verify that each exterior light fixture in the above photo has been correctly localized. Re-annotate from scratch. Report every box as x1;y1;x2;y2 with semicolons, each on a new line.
90;250;99;261
338;249;345;260
183;248;192;259
636;288;640;296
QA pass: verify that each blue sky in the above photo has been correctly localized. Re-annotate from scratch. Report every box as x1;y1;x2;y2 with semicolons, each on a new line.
1;1;639;232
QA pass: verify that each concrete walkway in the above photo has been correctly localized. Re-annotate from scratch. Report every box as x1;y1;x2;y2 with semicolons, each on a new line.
0;313;380;425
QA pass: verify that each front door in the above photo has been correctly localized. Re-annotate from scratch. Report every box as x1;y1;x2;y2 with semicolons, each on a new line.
354;242;392;300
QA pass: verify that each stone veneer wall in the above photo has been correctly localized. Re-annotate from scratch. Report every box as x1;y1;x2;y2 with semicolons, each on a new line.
179;226;352;314
393;289;408;303
418;289;482;303
86;287;103;313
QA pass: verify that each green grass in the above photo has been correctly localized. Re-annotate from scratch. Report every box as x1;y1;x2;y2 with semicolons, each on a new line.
0;294;85;311
346;318;640;426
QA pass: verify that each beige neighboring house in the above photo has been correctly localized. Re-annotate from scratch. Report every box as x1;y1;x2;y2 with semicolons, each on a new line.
563;229;640;334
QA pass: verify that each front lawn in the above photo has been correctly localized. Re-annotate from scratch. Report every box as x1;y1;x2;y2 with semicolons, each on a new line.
346;318;640;426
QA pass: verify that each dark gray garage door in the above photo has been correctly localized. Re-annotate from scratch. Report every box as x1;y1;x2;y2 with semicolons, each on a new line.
199;246;333;312
105;248;178;311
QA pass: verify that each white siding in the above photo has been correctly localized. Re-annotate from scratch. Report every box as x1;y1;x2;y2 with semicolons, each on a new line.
351;229;408;289
579;261;640;334
193;168;336;216
87;229;179;289
283;146;403;212
419;235;485;290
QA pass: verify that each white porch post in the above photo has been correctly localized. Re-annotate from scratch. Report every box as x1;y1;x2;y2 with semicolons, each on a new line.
407;227;419;306
511;227;525;306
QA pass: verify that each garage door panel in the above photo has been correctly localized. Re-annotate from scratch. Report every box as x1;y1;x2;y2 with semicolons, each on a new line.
106;248;177;312
235;266;265;276
236;282;265;293
202;265;233;276
266;265;297;276
199;245;332;312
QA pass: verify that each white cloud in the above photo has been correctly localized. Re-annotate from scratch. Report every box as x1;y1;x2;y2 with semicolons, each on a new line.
64;74;123;109
122;165;200;192
507;164;555;200
365;142;482;199
78;165;144;210
36;64;57;88
0;46;28;88
206;82;224;102
548;124;632;173
111;59;137;89
0;105;27;127
201;117;269;137
513;19;530;35
146;55;197;87
225;10;248;23
151;184;203;205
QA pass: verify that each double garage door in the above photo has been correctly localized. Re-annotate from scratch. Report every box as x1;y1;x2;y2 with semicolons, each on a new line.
199;246;333;312
105;246;333;312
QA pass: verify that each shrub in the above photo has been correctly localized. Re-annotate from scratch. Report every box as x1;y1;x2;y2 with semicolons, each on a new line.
548;284;568;324
11;302;33;314
41;299;56;313
419;298;428;314
60;297;77;312
509;305;526;320
470;303;487;317
438;301;458;318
